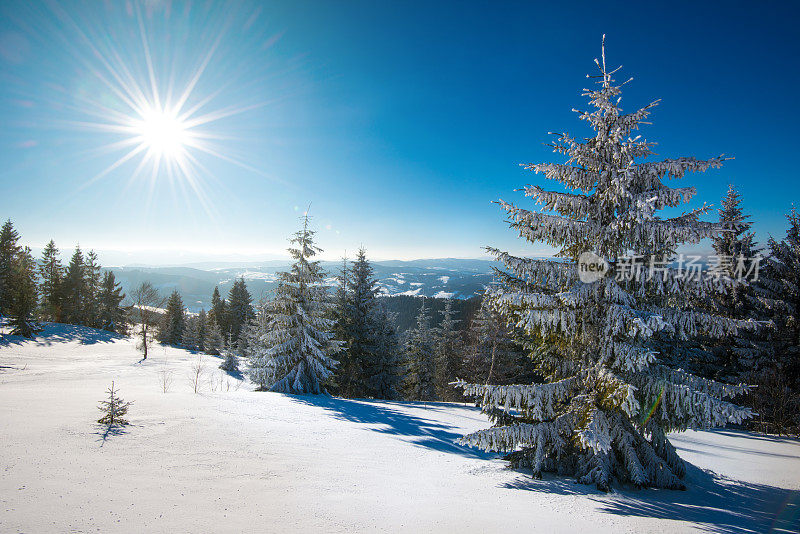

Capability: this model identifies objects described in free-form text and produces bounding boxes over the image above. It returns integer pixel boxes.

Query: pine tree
[204,315,224,356]
[253,214,342,394]
[366,305,400,399]
[183,315,201,351]
[433,299,464,401]
[752,208,800,434]
[83,250,103,328]
[97,381,133,426]
[38,239,64,322]
[7,246,41,337]
[0,219,22,317]
[220,344,240,373]
[455,42,754,491]
[61,246,88,325]
[463,293,533,386]
[706,185,764,382]
[97,271,127,334]
[227,278,254,344]
[209,286,228,337]
[195,309,208,352]
[158,290,185,346]
[401,299,436,401]
[332,256,355,395]
[243,300,274,389]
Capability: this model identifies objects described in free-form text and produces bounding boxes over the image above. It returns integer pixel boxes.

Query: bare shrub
[188,354,206,393]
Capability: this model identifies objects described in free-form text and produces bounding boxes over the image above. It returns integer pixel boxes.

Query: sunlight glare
[133,106,189,159]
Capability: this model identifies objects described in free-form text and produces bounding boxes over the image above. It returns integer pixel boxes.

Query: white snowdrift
[0,323,798,533]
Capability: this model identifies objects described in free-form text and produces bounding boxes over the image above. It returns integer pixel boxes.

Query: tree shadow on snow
[94,424,131,447]
[290,396,495,460]
[592,465,800,534]
[0,323,125,347]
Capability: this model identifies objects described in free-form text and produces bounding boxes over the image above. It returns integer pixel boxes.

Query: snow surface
[1,324,799,533]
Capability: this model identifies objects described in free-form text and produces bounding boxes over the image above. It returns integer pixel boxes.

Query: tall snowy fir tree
[159,290,186,346]
[38,239,64,322]
[753,208,800,433]
[706,185,764,383]
[401,299,436,401]
[97,271,127,334]
[0,219,21,317]
[251,215,342,394]
[227,278,254,345]
[244,300,275,389]
[456,43,755,490]
[433,299,464,401]
[204,315,224,356]
[332,256,356,395]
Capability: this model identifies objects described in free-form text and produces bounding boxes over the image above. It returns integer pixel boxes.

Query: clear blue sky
[1,0,798,264]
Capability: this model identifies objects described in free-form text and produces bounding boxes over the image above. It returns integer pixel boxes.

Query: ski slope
[1,324,798,533]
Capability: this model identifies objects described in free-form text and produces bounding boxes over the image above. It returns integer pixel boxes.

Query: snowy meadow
[1,323,798,533]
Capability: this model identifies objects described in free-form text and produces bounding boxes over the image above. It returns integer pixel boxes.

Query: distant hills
[107,258,500,312]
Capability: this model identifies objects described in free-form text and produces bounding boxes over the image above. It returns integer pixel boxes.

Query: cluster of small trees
[0,221,127,337]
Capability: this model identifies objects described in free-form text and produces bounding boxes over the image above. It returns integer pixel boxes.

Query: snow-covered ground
[1,324,798,533]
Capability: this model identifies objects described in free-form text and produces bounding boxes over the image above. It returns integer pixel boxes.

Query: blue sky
[1,0,798,264]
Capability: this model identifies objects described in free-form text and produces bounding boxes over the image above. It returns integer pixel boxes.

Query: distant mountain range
[107,258,500,312]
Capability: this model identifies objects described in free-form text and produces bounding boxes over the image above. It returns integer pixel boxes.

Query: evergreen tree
[753,208,800,434]
[462,294,533,386]
[83,250,103,327]
[97,381,133,426]
[243,300,274,389]
[455,43,753,491]
[220,344,240,374]
[0,219,21,317]
[38,239,64,322]
[7,246,41,337]
[433,299,464,401]
[158,290,186,346]
[97,271,127,334]
[61,246,88,325]
[204,315,224,356]
[227,277,254,344]
[706,185,764,382]
[332,256,355,395]
[401,300,436,401]
[195,309,208,352]
[251,214,342,394]
[209,286,228,337]
[183,315,202,351]
[366,305,400,400]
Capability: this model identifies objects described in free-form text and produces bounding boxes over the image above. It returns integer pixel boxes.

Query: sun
[132,106,190,160]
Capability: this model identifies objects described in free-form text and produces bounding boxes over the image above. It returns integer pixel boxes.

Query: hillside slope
[0,324,798,533]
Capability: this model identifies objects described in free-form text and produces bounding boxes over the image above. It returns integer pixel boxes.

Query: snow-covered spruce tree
[455,43,754,491]
[183,315,201,351]
[255,214,342,394]
[220,344,240,374]
[332,255,357,396]
[97,381,133,426]
[705,185,765,383]
[752,208,800,434]
[401,299,437,401]
[434,299,464,401]
[83,250,102,328]
[244,299,275,389]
